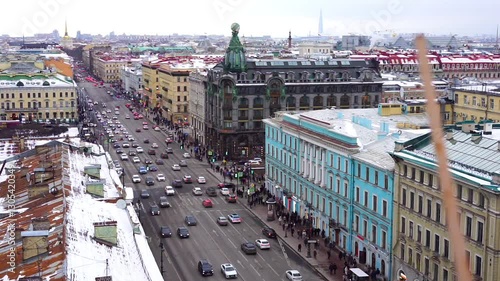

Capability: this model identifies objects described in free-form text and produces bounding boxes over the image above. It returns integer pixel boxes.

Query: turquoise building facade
[263,109,423,279]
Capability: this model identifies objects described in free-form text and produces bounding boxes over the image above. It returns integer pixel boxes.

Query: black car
[217,182,236,189]
[198,260,214,276]
[116,148,124,154]
[206,187,217,197]
[148,149,156,155]
[262,227,277,238]
[113,143,120,148]
[177,227,190,238]
[149,165,158,172]
[143,139,150,144]
[145,177,155,186]
[160,153,169,159]
[241,242,257,255]
[185,215,197,226]
[150,204,160,216]
[160,226,172,238]
[159,196,171,208]
[132,142,139,148]
[155,159,164,165]
[140,189,150,199]
[144,159,153,165]
[172,180,183,188]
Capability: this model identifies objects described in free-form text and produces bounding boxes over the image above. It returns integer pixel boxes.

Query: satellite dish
[116,199,127,209]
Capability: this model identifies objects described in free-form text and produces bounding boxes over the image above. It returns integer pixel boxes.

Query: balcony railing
[3,107,39,112]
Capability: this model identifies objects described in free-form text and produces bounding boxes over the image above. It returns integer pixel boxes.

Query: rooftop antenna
[496,24,499,54]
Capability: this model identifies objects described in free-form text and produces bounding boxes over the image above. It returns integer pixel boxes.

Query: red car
[226,194,237,203]
[202,199,213,208]
[138,114,144,119]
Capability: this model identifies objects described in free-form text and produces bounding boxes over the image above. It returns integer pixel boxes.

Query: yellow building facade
[95,58,128,83]
[158,65,191,124]
[141,62,161,108]
[452,88,500,123]
[391,127,500,281]
[0,74,78,122]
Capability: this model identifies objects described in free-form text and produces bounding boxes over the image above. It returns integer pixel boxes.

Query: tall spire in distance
[288,30,292,49]
[318,9,323,35]
[64,19,68,37]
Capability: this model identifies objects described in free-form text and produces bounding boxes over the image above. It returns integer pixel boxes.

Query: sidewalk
[206,168,345,281]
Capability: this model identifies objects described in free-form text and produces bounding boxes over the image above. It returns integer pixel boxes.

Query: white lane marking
[250,264,261,277]
[277,238,292,268]
[163,249,184,281]
[239,251,249,262]
[212,229,219,237]
[227,237,237,249]
[266,262,280,277]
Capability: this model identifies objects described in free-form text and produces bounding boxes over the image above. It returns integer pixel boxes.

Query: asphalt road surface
[79,81,323,281]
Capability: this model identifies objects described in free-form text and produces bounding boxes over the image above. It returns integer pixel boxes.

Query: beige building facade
[158,65,191,125]
[452,86,500,123]
[391,125,500,281]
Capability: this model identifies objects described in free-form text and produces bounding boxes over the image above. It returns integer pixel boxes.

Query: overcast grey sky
[4,0,499,38]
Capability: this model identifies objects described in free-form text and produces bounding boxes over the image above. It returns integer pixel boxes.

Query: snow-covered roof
[0,73,76,88]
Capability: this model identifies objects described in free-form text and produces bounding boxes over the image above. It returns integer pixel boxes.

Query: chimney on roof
[394,140,405,152]
[493,171,500,185]
[483,122,493,135]
[445,129,454,140]
[461,122,474,133]
[32,217,50,231]
[471,131,482,143]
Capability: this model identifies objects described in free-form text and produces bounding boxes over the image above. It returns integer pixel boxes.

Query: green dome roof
[224,23,247,73]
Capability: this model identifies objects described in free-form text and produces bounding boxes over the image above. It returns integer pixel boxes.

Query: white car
[165,186,175,196]
[192,187,203,196]
[122,142,130,148]
[125,115,130,119]
[154,126,161,131]
[227,213,241,223]
[157,174,166,181]
[136,147,144,153]
[172,164,181,171]
[220,187,230,196]
[220,263,237,279]
[255,239,271,249]
[132,175,141,183]
[197,176,206,184]
[115,111,120,115]
[120,153,128,160]
[285,270,303,281]
[151,143,159,148]
[183,152,191,158]
[132,157,140,163]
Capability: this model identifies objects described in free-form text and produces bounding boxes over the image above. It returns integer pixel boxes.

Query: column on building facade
[308,143,315,182]
[248,96,254,124]
[321,149,327,187]
[314,148,321,185]
[301,141,307,176]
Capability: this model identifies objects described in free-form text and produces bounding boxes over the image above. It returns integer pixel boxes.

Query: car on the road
[149,165,158,172]
[148,149,156,155]
[151,142,159,148]
[206,187,217,197]
[197,176,206,184]
[139,166,148,174]
[172,180,182,188]
[150,204,160,216]
[132,175,141,183]
[156,174,166,181]
[198,260,214,277]
[128,150,137,156]
[185,215,197,226]
[135,128,141,132]
[217,182,235,189]
[177,227,190,238]
[179,160,187,167]
[132,142,139,148]
[226,194,237,203]
[171,164,181,171]
[240,242,257,255]
[262,227,277,238]
[159,196,171,208]
[154,126,161,131]
[220,263,237,279]
[192,187,203,196]
[144,159,153,165]
[155,159,164,165]
[132,157,140,163]
[120,153,128,160]
[166,147,173,153]
[113,143,120,148]
[125,115,130,119]
[140,189,150,199]
[285,270,303,281]
[216,216,229,226]
[160,153,169,159]
[183,152,191,158]
[143,139,150,144]
[228,214,241,224]
[165,186,175,196]
[183,175,192,183]
[136,147,144,153]
[160,226,172,238]
[116,148,124,154]
[255,239,271,249]
[220,187,230,196]
[145,176,154,186]
[165,138,173,144]
[202,199,213,208]
[143,125,149,130]
[128,137,135,142]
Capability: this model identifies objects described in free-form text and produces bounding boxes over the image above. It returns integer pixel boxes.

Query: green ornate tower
[224,23,247,73]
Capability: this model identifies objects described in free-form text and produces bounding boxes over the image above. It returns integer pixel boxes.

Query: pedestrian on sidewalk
[291,228,295,237]
[278,216,282,225]
[333,263,337,274]
[327,250,331,260]
[313,250,317,259]
[282,223,286,231]
[329,263,335,275]
[298,244,302,252]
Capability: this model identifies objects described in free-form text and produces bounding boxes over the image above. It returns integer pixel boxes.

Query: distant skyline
[2,0,499,38]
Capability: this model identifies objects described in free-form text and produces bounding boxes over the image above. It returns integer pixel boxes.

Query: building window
[384,175,388,189]
[410,192,415,210]
[475,255,482,277]
[354,215,359,232]
[424,257,429,276]
[382,200,388,217]
[444,239,449,259]
[427,199,432,218]
[411,167,416,179]
[400,244,405,261]
[408,247,413,264]
[364,191,368,207]
[478,193,485,208]
[402,188,407,206]
[409,221,414,239]
[417,225,422,243]
[416,253,421,271]
[425,229,431,248]
[477,221,484,244]
[428,174,434,187]
[433,263,439,281]
[457,184,463,199]
[418,195,423,214]
[435,203,441,223]
[467,188,473,203]
[466,216,472,237]
[363,219,368,237]
[375,171,379,185]
[356,187,360,202]
[381,230,387,249]
[443,268,449,281]
[366,167,369,181]
[401,217,406,234]
[434,234,440,253]
[373,195,378,212]
[371,225,377,243]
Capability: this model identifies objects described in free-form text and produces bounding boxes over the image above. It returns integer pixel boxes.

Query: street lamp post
[159,242,165,276]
